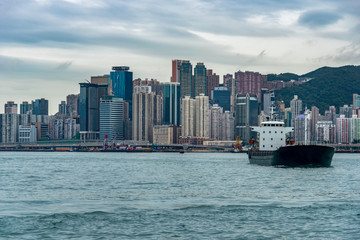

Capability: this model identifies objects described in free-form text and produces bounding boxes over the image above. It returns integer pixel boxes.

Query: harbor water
[0,152,359,239]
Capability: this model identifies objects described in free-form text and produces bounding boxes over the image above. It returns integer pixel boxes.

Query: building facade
[179,61,193,98]
[194,62,207,97]
[99,96,124,141]
[32,98,48,115]
[235,94,258,142]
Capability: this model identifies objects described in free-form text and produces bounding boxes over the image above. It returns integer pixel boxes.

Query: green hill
[275,65,360,114]
[267,73,299,82]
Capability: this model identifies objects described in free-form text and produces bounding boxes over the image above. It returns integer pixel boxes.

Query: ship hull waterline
[248,145,335,167]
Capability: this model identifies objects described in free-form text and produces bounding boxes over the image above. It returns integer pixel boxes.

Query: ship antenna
[270,104,274,121]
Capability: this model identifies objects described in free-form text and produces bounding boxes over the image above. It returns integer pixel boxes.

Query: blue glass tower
[110,66,133,119]
[213,87,231,111]
[162,82,180,126]
[32,98,48,115]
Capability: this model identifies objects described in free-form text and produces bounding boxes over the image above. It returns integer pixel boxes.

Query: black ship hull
[248,145,334,167]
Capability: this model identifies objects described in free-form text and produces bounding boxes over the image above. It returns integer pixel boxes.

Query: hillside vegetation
[275,65,360,114]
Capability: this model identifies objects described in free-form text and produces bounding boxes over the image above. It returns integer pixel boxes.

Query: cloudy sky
[1,0,359,114]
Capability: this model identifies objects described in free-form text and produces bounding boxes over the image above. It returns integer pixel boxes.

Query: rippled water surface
[0,152,359,239]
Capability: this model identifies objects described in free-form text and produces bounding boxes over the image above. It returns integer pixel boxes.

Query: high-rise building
[195,94,210,138]
[352,117,360,143]
[171,60,185,83]
[100,96,124,141]
[210,104,223,140]
[353,94,360,109]
[132,91,162,142]
[224,74,236,111]
[179,61,193,98]
[235,71,265,103]
[235,93,258,142]
[206,69,219,98]
[263,91,275,116]
[66,94,79,116]
[336,115,352,144]
[316,121,335,143]
[58,101,68,115]
[1,114,19,143]
[32,98,48,115]
[181,96,196,137]
[294,114,311,144]
[212,87,231,111]
[133,78,162,95]
[310,106,319,141]
[162,82,180,126]
[79,82,108,140]
[290,95,302,126]
[222,111,235,141]
[4,101,17,114]
[193,63,207,97]
[110,66,133,119]
[340,105,352,118]
[20,101,31,114]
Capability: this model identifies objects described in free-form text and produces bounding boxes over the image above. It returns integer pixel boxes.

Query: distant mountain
[267,73,299,82]
[274,65,360,114]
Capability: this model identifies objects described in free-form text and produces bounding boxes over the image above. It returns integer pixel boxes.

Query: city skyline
[1,0,359,114]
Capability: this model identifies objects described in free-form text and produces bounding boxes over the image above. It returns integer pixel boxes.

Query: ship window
[263,145,265,148]
[281,138,283,141]
[263,138,265,141]
[271,138,273,140]
[275,131,277,133]
[263,131,265,133]
[271,145,273,147]
[269,131,271,133]
[281,131,283,133]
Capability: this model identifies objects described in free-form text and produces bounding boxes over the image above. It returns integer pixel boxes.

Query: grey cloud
[56,61,72,70]
[298,10,342,28]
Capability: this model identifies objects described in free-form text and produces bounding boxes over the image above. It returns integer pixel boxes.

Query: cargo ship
[248,121,334,167]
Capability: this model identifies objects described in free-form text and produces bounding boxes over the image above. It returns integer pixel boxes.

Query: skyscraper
[132,91,162,142]
[20,101,31,114]
[4,101,17,114]
[235,93,258,142]
[162,82,180,126]
[212,87,231,111]
[263,91,275,116]
[100,96,124,141]
[171,60,185,83]
[193,63,207,97]
[66,94,79,116]
[1,113,19,143]
[195,94,210,138]
[110,66,133,119]
[179,61,193,98]
[290,95,302,126]
[181,96,196,137]
[353,93,360,109]
[206,69,219,98]
[32,98,48,115]
[79,82,108,140]
[58,101,68,115]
